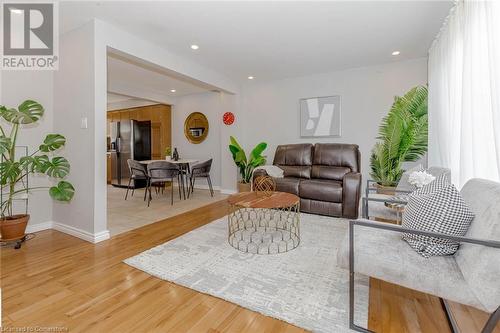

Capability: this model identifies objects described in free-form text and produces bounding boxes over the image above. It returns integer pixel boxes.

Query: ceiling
[61,1,452,82]
[107,55,213,98]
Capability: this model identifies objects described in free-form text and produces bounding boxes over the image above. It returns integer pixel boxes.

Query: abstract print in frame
[300,95,341,137]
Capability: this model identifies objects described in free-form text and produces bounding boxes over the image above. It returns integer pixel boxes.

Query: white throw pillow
[402,183,474,258]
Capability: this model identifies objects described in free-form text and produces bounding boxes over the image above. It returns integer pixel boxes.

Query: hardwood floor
[2,200,497,332]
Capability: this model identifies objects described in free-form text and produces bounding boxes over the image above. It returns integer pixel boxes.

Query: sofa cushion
[402,183,474,257]
[299,179,342,203]
[337,222,485,311]
[279,165,311,179]
[273,144,313,179]
[275,177,301,195]
[312,143,360,173]
[311,165,351,181]
[456,179,500,313]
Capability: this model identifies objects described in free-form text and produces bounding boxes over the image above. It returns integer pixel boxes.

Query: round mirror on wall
[184,112,209,144]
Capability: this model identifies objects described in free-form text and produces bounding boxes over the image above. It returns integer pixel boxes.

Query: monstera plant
[229,136,267,191]
[0,100,75,242]
[370,85,428,189]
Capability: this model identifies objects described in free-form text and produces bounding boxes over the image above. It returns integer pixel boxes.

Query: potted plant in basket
[369,85,428,194]
[228,136,267,192]
[0,100,75,243]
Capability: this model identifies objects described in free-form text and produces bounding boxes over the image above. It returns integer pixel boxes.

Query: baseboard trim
[52,222,110,244]
[192,184,221,191]
[221,188,237,195]
[26,221,54,233]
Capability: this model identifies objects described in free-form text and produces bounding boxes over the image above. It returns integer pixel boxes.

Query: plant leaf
[0,136,11,155]
[2,100,44,124]
[249,142,267,163]
[370,85,428,184]
[0,160,21,185]
[43,157,70,178]
[49,181,75,201]
[39,134,66,152]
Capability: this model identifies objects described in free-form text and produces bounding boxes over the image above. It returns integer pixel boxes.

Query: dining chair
[146,161,181,206]
[188,159,214,198]
[125,159,148,201]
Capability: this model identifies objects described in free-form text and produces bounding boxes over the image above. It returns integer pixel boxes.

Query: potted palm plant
[0,100,75,243]
[228,136,267,192]
[370,85,428,194]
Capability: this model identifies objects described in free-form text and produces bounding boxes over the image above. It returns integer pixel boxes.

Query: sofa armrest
[343,172,362,219]
[349,219,500,248]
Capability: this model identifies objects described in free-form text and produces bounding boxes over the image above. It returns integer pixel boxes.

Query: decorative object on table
[253,175,276,197]
[300,95,341,137]
[394,164,424,192]
[124,213,369,332]
[164,147,172,159]
[408,170,435,189]
[228,136,267,192]
[0,100,75,248]
[369,85,428,191]
[383,195,409,225]
[172,147,179,161]
[184,112,209,144]
[222,112,235,125]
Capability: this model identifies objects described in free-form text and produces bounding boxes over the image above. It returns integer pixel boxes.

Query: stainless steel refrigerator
[109,120,151,188]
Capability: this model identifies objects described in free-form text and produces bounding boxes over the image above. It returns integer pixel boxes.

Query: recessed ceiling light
[247,76,254,80]
[190,45,199,50]
[170,89,176,93]
[392,51,400,56]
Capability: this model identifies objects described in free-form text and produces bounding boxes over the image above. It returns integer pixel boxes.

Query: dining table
[139,158,199,200]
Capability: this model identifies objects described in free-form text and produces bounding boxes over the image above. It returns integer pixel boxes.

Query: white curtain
[428,0,500,188]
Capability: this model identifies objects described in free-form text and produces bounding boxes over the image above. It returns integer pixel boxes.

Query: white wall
[52,21,109,241]
[171,91,241,192]
[172,92,222,187]
[0,71,54,232]
[240,58,428,181]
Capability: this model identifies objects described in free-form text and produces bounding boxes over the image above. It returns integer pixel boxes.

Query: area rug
[124,213,368,332]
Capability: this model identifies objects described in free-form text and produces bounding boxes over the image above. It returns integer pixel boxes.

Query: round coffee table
[227,191,300,254]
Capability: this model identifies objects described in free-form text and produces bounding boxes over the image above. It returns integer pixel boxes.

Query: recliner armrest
[349,219,500,248]
[342,172,362,219]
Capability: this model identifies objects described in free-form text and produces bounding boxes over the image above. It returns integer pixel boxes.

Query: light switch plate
[80,117,88,129]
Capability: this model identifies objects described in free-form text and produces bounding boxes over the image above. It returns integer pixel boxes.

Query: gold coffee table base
[227,192,300,255]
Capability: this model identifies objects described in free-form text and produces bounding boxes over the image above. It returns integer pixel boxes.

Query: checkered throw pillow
[402,183,474,257]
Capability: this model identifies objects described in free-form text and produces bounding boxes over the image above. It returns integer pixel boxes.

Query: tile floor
[107,184,227,236]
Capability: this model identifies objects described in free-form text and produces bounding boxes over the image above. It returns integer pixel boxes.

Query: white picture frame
[300,95,341,137]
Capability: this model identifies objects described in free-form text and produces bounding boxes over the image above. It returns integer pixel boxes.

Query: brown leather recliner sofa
[256,143,362,218]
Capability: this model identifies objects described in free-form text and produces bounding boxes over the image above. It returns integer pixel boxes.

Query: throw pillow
[396,164,424,192]
[402,183,474,258]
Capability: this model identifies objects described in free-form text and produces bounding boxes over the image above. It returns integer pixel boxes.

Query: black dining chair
[125,159,149,201]
[188,159,214,198]
[146,161,182,206]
